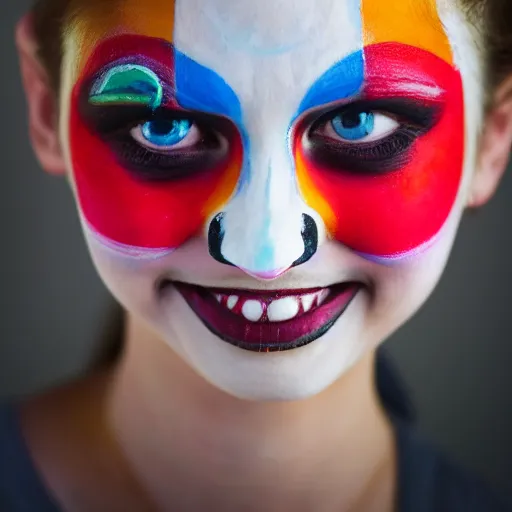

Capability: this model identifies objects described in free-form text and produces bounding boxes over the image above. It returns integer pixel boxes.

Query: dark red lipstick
[174,282,360,352]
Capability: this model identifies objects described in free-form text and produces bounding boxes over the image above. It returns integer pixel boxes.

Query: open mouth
[173,281,361,352]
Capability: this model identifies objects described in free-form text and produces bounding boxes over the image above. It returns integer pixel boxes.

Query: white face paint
[174,0,363,275]
[61,0,482,401]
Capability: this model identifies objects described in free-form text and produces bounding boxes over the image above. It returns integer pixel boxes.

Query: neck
[106,314,397,512]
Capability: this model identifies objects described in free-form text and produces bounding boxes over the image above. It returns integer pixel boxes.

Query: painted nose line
[292,213,318,267]
[208,213,319,275]
[208,213,235,267]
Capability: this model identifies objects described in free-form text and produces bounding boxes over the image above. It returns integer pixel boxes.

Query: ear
[468,77,512,208]
[15,13,66,176]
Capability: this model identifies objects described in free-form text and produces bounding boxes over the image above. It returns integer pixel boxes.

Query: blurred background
[2,0,512,500]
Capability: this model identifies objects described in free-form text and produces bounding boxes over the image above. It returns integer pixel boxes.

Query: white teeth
[301,294,317,312]
[227,295,239,310]
[267,297,300,322]
[241,300,264,322]
[213,288,331,323]
[317,289,330,306]
[300,289,330,312]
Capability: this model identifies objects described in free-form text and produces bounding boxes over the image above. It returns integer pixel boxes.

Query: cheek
[295,44,465,258]
[69,106,242,250]
[68,35,243,252]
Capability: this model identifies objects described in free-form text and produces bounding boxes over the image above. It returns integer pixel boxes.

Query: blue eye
[331,112,375,141]
[140,119,192,147]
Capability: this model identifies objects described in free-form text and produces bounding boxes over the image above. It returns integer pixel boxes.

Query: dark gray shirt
[1,353,511,511]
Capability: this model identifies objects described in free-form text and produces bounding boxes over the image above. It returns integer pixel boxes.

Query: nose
[208,212,318,279]
[206,134,323,280]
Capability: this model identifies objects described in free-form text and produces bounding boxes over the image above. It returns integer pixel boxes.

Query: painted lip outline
[174,282,361,352]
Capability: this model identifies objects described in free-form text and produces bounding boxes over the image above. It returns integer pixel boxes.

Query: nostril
[209,212,318,270]
[208,213,235,266]
[292,214,319,268]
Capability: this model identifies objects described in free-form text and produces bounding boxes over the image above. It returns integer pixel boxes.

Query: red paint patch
[295,43,464,257]
[70,35,241,251]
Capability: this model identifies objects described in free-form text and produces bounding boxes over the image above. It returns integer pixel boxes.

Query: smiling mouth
[173,282,361,352]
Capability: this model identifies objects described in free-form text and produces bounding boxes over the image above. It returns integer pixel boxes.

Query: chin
[157,283,369,402]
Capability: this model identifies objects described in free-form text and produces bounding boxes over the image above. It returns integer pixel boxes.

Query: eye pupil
[149,120,176,135]
[141,119,192,146]
[332,111,375,141]
[341,112,362,128]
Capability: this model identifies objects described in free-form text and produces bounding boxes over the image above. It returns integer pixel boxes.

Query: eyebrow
[296,50,364,118]
[86,42,243,125]
[89,64,164,108]
[174,49,242,124]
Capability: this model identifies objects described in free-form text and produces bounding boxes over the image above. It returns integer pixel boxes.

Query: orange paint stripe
[67,0,176,73]
[295,149,336,234]
[361,0,453,64]
[202,156,243,218]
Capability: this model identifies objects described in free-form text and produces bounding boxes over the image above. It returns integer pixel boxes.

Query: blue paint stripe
[172,2,249,193]
[174,48,250,192]
[252,167,276,270]
[296,50,365,116]
[174,49,242,123]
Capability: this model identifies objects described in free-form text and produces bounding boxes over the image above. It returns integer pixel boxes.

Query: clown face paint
[71,34,243,256]
[294,42,464,261]
[70,0,464,268]
[62,0,479,400]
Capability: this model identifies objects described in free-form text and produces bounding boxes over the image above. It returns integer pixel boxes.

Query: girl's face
[60,0,481,400]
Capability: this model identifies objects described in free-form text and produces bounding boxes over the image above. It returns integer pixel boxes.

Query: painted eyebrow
[89,64,164,109]
[295,50,364,118]
[174,49,243,124]
[87,45,243,126]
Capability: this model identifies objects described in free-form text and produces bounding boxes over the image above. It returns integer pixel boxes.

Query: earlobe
[468,77,512,208]
[15,13,66,176]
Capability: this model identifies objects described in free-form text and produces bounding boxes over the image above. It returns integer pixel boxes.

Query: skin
[59,0,475,402]
[14,0,512,510]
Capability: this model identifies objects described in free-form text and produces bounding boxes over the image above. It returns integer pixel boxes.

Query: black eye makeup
[303,98,442,174]
[79,98,234,182]
[80,63,443,185]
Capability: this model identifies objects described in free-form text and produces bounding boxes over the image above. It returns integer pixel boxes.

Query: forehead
[69,0,454,92]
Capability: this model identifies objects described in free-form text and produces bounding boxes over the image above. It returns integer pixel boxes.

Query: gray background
[2,0,512,500]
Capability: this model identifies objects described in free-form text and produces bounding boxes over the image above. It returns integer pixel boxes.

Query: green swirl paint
[89,64,163,109]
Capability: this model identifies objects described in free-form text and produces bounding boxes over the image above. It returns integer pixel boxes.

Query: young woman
[2,0,512,510]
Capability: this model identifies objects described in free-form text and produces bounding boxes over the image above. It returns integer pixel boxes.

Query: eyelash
[82,104,231,182]
[82,98,439,181]
[305,99,440,174]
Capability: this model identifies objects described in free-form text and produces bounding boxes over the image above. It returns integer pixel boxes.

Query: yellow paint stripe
[67,0,176,74]
[202,156,243,218]
[361,0,453,64]
[295,149,336,235]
